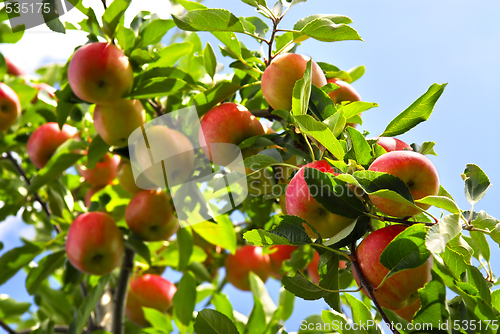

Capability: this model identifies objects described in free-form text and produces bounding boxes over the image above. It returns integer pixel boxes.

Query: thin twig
[366,212,435,227]
[112,248,135,334]
[148,99,164,117]
[267,19,280,66]
[101,0,107,10]
[350,241,401,334]
[0,319,16,334]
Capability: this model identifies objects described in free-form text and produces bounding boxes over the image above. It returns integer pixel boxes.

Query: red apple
[135,125,195,188]
[393,299,421,322]
[65,212,124,275]
[0,82,21,132]
[125,189,179,241]
[27,122,78,168]
[268,245,298,278]
[93,99,145,147]
[198,102,265,167]
[326,78,361,104]
[307,251,346,284]
[126,274,177,327]
[68,42,134,104]
[225,245,272,291]
[77,153,120,187]
[375,137,412,152]
[353,224,432,312]
[367,151,440,217]
[285,160,355,238]
[4,56,26,76]
[117,158,142,194]
[31,83,56,103]
[261,53,327,111]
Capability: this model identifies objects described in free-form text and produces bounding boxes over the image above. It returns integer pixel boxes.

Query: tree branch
[112,248,135,334]
[350,241,400,334]
[0,319,16,334]
[249,108,282,120]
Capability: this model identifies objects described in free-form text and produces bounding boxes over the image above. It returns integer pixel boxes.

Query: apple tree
[0,0,499,333]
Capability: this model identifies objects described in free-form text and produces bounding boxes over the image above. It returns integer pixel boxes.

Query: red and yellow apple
[77,153,120,187]
[117,158,142,194]
[261,53,327,111]
[375,137,412,152]
[199,102,265,167]
[93,99,145,147]
[268,245,298,278]
[367,151,440,217]
[225,245,272,291]
[27,122,78,168]
[65,212,124,275]
[4,56,26,76]
[326,78,361,104]
[286,160,355,238]
[125,189,179,241]
[126,274,177,327]
[68,42,134,104]
[0,82,21,132]
[353,224,432,315]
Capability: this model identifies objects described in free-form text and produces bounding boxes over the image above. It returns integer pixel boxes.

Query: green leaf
[124,235,151,265]
[241,0,267,8]
[194,82,240,116]
[127,78,191,99]
[321,310,349,333]
[191,215,236,254]
[143,308,173,332]
[310,85,336,120]
[26,249,66,295]
[466,211,500,245]
[193,309,238,334]
[270,215,313,245]
[278,287,295,321]
[244,154,280,171]
[426,214,462,253]
[492,289,500,313]
[211,293,234,321]
[292,60,312,116]
[115,25,136,52]
[294,14,353,32]
[243,229,291,246]
[323,215,370,249]
[86,135,110,169]
[341,101,378,119]
[42,0,65,34]
[245,17,269,38]
[172,9,245,32]
[102,0,130,38]
[0,243,42,286]
[348,65,366,82]
[415,195,460,214]
[68,275,110,334]
[0,295,31,320]
[413,273,449,328]
[204,42,217,80]
[415,141,437,156]
[296,18,362,43]
[177,227,193,271]
[150,42,194,68]
[462,164,490,206]
[213,31,242,61]
[137,19,175,47]
[294,114,345,160]
[304,168,364,219]
[173,271,196,326]
[345,127,373,167]
[281,271,330,300]
[176,0,207,10]
[467,265,491,304]
[381,83,447,137]
[379,224,430,282]
[344,293,382,334]
[249,271,276,318]
[297,314,330,334]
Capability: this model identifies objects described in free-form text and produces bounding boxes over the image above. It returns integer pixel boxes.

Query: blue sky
[1,0,499,332]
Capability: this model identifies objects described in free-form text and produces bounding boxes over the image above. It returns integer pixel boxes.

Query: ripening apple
[126,274,177,327]
[286,160,356,238]
[93,99,145,147]
[268,245,298,278]
[77,153,120,187]
[68,42,134,104]
[199,102,265,167]
[367,151,440,217]
[65,212,124,275]
[135,125,195,188]
[353,224,432,313]
[4,56,26,76]
[27,122,78,168]
[0,82,21,132]
[375,137,412,152]
[261,53,327,111]
[307,251,347,284]
[393,299,421,322]
[225,245,272,291]
[326,78,361,104]
[125,189,179,242]
[117,158,142,194]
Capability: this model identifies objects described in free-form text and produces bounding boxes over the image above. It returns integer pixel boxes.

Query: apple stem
[350,241,402,334]
[2,152,60,233]
[147,99,164,117]
[111,248,135,334]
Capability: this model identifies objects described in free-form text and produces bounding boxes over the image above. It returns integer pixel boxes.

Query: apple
[0,82,21,132]
[125,189,179,242]
[135,125,195,188]
[77,153,120,187]
[326,78,361,104]
[307,251,346,284]
[261,53,327,111]
[268,245,298,278]
[4,56,26,76]
[225,245,272,291]
[367,151,440,217]
[353,224,432,312]
[31,83,56,103]
[27,122,78,168]
[93,99,145,147]
[198,102,265,167]
[68,42,134,104]
[65,212,124,275]
[84,185,104,207]
[117,158,142,194]
[126,274,177,327]
[375,137,412,152]
[393,299,421,322]
[285,160,355,238]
